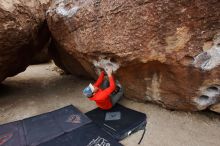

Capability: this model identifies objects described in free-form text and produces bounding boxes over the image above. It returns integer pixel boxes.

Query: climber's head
[83,83,98,98]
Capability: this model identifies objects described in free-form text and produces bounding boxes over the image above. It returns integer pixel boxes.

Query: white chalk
[56,3,79,17]
[194,85,220,110]
[93,57,120,73]
[193,36,220,70]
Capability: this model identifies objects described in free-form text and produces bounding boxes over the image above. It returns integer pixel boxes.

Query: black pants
[100,80,124,106]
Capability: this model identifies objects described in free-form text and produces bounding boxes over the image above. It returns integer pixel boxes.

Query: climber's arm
[101,69,115,97]
[93,71,105,87]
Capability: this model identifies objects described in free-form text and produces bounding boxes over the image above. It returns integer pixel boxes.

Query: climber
[83,66,123,110]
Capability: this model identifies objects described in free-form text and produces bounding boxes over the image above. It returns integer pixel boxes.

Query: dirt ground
[1,63,220,146]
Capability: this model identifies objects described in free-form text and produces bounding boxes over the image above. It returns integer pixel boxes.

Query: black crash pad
[39,123,123,146]
[0,105,91,146]
[0,121,25,146]
[86,104,147,141]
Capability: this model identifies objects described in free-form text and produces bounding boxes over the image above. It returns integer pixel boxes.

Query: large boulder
[0,0,50,82]
[47,0,220,111]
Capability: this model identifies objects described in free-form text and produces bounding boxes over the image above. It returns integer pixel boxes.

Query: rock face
[0,0,50,82]
[47,0,220,111]
[31,41,51,64]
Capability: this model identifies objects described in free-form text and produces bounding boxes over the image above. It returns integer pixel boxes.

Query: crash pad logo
[87,136,111,146]
[0,133,13,145]
[66,114,81,124]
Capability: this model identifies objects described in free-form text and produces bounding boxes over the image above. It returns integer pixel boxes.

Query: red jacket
[89,71,116,110]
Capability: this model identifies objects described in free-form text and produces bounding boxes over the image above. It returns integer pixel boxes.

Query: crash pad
[86,104,147,141]
[0,105,91,146]
[39,123,123,146]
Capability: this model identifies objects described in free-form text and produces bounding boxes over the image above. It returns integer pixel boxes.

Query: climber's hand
[105,67,113,77]
[99,62,105,69]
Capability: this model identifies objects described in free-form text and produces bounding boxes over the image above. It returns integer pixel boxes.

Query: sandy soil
[1,63,220,146]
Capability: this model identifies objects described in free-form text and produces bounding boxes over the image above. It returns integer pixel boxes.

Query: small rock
[210,103,220,113]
